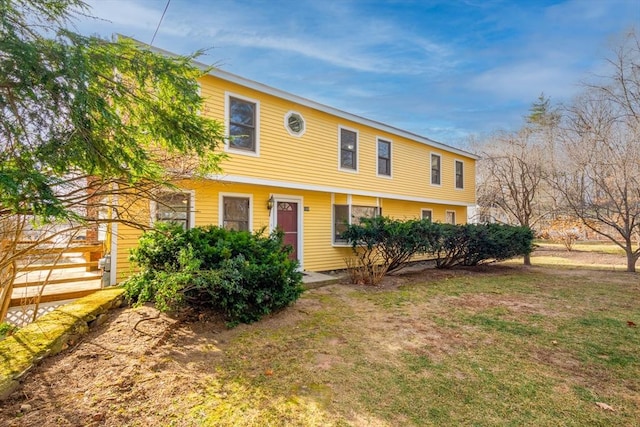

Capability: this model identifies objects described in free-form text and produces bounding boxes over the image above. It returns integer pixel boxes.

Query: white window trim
[268,194,304,270]
[338,125,359,173]
[446,210,457,225]
[430,152,442,187]
[150,190,196,229]
[454,159,464,190]
[224,91,260,157]
[421,208,433,221]
[376,137,393,179]
[219,192,254,231]
[284,110,306,137]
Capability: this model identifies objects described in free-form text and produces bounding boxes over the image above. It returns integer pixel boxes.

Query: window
[340,128,358,170]
[222,196,250,231]
[333,204,380,244]
[421,209,433,221]
[455,160,464,189]
[431,153,441,185]
[285,111,306,136]
[377,139,391,176]
[155,192,191,229]
[228,96,257,152]
[446,210,456,225]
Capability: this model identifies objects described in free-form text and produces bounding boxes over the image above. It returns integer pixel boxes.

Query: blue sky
[77,0,639,148]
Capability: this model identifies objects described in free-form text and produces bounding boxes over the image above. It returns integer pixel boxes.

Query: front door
[276,201,299,262]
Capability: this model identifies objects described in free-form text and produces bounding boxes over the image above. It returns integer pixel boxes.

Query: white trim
[284,110,306,137]
[188,191,196,227]
[219,192,254,231]
[224,91,260,157]
[376,137,393,179]
[110,214,118,286]
[454,159,465,190]
[269,194,304,270]
[206,173,475,207]
[421,208,433,221]
[132,38,478,160]
[446,210,457,225]
[430,152,442,187]
[338,125,359,173]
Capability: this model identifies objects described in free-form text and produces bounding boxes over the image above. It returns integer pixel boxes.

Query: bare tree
[554,30,640,272]
[476,129,551,265]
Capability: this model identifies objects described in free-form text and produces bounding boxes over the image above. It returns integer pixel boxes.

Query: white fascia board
[207,174,476,207]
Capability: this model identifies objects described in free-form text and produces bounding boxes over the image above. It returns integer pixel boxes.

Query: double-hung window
[222,196,250,231]
[228,95,258,153]
[421,209,433,222]
[446,210,456,225]
[340,128,358,171]
[431,153,441,185]
[455,160,464,189]
[155,192,191,229]
[333,205,380,244]
[377,139,391,176]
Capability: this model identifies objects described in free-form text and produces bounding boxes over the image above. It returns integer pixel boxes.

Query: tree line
[475,30,640,272]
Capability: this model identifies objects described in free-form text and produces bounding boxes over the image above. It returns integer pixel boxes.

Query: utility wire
[150,0,171,46]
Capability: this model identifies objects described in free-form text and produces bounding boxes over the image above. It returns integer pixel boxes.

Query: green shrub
[432,223,534,268]
[341,216,435,283]
[123,223,303,326]
[341,218,534,275]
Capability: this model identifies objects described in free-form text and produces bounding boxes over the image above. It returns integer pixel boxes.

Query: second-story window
[229,96,257,153]
[431,153,441,185]
[340,128,358,171]
[455,160,464,189]
[377,139,391,176]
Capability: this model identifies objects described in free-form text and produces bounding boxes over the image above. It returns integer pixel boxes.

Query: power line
[150,0,171,46]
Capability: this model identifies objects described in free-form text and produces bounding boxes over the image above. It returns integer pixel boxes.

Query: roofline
[122,36,479,160]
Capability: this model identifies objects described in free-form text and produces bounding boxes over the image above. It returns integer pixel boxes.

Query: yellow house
[107,55,477,283]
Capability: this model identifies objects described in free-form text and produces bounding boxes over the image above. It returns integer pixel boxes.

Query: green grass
[537,240,628,255]
[176,260,639,426]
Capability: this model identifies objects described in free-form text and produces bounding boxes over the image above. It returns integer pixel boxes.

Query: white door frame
[269,194,304,270]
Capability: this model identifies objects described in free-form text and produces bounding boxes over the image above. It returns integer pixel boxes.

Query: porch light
[267,196,274,210]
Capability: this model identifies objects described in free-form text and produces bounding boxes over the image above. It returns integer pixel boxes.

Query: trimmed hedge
[342,217,533,275]
[123,223,303,326]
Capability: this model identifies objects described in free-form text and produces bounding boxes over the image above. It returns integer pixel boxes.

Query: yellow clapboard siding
[114,180,471,275]
[113,70,476,277]
[198,75,476,205]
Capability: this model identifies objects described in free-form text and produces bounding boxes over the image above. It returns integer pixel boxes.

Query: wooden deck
[10,266,102,307]
[8,243,104,309]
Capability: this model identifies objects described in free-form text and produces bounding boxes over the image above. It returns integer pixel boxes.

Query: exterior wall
[199,75,476,206]
[111,66,477,280]
[114,180,471,280]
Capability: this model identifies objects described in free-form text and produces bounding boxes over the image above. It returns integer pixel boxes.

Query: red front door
[276,201,298,261]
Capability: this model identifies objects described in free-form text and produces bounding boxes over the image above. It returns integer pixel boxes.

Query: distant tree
[476,128,550,265]
[527,93,561,128]
[554,31,640,272]
[0,0,226,317]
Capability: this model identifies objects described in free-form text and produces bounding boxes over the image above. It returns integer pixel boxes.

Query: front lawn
[1,252,638,426]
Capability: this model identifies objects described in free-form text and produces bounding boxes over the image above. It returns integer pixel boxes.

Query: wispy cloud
[77,0,638,142]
